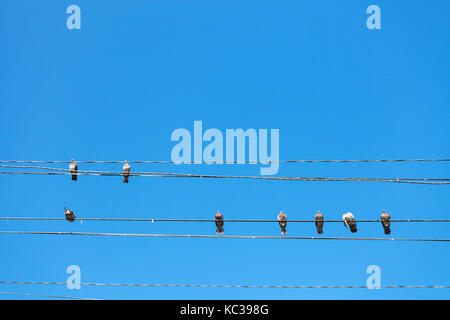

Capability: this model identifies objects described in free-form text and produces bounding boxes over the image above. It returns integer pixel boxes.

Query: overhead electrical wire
[0,171,446,184]
[0,280,449,289]
[0,231,449,242]
[1,158,450,164]
[1,159,448,294]
[0,169,448,185]
[3,163,450,182]
[0,291,101,300]
[1,217,449,223]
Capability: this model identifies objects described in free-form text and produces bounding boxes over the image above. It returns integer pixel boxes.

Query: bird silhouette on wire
[343,212,357,233]
[214,211,224,235]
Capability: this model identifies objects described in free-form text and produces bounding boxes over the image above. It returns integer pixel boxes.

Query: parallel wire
[0,170,449,185]
[1,217,450,223]
[0,291,100,300]
[2,164,450,182]
[0,280,449,289]
[2,159,449,292]
[3,164,450,182]
[0,231,449,242]
[1,159,450,164]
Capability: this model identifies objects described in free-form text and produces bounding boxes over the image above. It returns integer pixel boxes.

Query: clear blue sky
[0,0,449,299]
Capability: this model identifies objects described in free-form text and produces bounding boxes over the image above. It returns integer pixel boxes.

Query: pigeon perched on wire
[69,159,78,181]
[380,209,391,235]
[277,211,287,235]
[64,207,76,222]
[343,212,357,233]
[214,211,224,235]
[314,210,324,234]
[122,161,131,183]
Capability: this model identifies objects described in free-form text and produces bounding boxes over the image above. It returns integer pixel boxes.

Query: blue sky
[0,0,449,299]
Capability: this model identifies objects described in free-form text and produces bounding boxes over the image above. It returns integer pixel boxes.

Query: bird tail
[317,226,323,234]
[216,223,224,234]
[384,226,391,235]
[123,176,129,183]
[349,224,357,233]
[281,228,287,235]
[72,174,77,181]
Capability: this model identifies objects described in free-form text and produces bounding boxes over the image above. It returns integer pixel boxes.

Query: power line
[1,158,449,164]
[3,164,450,185]
[0,171,449,185]
[0,291,100,300]
[0,230,449,242]
[3,164,450,183]
[0,280,449,289]
[1,217,449,223]
[2,164,450,183]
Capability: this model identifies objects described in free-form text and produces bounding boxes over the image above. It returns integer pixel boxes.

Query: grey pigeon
[277,211,287,235]
[380,209,391,235]
[314,210,324,234]
[69,159,78,181]
[122,161,131,183]
[215,211,224,234]
[64,207,76,222]
[343,212,357,233]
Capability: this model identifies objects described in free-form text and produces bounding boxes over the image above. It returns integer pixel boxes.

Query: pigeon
[64,207,76,222]
[380,209,391,235]
[343,212,357,233]
[214,211,224,235]
[122,161,131,183]
[277,211,287,235]
[69,159,78,181]
[314,210,324,234]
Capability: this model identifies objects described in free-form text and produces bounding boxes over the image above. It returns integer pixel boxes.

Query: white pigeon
[342,212,357,233]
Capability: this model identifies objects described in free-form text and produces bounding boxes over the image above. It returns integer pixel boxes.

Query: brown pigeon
[277,211,287,235]
[69,159,78,181]
[314,210,324,234]
[380,210,391,235]
[343,212,357,233]
[64,207,76,222]
[122,161,131,183]
[214,211,224,235]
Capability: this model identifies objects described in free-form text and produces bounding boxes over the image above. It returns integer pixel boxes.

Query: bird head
[343,213,353,226]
